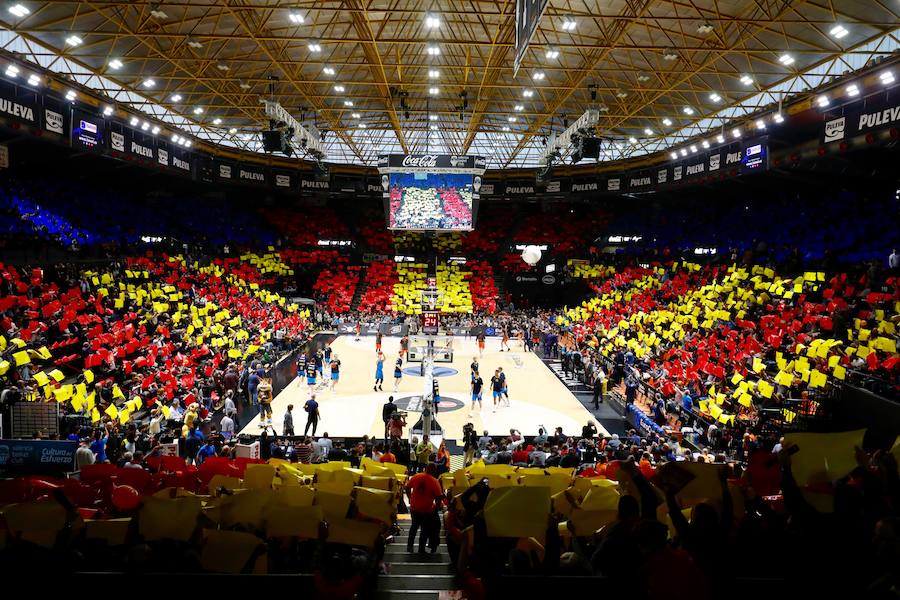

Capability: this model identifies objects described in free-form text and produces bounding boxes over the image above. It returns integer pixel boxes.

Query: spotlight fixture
[344,100,354,106]
[429,87,440,95]
[545,47,559,60]
[773,113,784,124]
[65,35,83,47]
[514,104,524,111]
[697,23,714,35]
[307,40,322,53]
[430,124,438,130]
[151,126,160,135]
[662,118,672,126]
[716,134,725,143]
[709,92,721,103]
[663,48,678,61]
[508,116,517,123]
[334,84,345,92]
[428,69,440,78]
[732,127,741,138]
[129,117,139,126]
[689,145,697,153]
[171,134,180,143]
[846,83,859,96]
[679,148,687,157]
[429,114,438,120]
[212,118,222,125]
[323,66,335,75]
[756,119,766,130]
[103,106,114,116]
[628,137,637,143]
[533,70,545,81]
[288,10,305,24]
[426,44,441,56]
[109,59,123,70]
[561,17,576,31]
[170,94,183,102]
[142,79,155,88]
[193,107,204,115]
[425,13,440,28]
[670,151,678,160]
[502,126,510,132]
[644,128,653,135]
[829,25,848,39]
[351,112,361,119]
[880,71,895,85]
[140,121,150,131]
[817,95,829,107]
[27,73,39,86]
[8,4,30,17]
[358,122,366,128]
[701,140,709,149]
[683,106,694,115]
[522,89,534,98]
[740,74,753,86]
[4,64,18,78]
[779,54,795,66]
[228,128,237,134]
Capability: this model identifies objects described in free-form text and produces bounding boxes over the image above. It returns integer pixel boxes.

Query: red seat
[80,463,118,484]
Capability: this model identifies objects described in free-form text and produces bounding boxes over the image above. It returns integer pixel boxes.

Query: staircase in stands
[379,515,459,599]
[350,275,369,312]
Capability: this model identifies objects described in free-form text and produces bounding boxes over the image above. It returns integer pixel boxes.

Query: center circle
[401,366,459,378]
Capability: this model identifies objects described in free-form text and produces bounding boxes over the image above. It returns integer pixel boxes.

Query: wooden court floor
[239,335,607,443]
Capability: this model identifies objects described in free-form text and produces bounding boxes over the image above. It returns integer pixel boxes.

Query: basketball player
[469,370,484,417]
[499,367,509,407]
[305,358,318,397]
[393,356,403,392]
[477,331,486,358]
[355,321,361,341]
[376,330,383,353]
[500,327,510,352]
[374,351,385,392]
[470,356,479,377]
[324,343,332,367]
[490,368,503,413]
[400,334,409,360]
[315,349,324,379]
[445,329,454,349]
[329,354,341,391]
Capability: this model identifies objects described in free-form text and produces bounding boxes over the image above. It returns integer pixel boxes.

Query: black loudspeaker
[580,137,602,159]
[261,130,283,152]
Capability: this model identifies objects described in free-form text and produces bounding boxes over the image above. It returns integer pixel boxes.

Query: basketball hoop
[420,289,444,311]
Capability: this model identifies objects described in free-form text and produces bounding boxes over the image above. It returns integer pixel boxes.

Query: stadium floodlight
[129,117,139,126]
[4,64,18,78]
[740,74,753,86]
[662,118,672,126]
[288,10,304,24]
[830,25,848,39]
[65,35,83,47]
[109,59,123,70]
[27,73,40,86]
[424,13,440,29]
[8,4,29,18]
[103,106,114,116]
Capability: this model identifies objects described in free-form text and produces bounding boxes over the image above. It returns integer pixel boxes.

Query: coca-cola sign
[378,154,485,172]
[402,154,439,168]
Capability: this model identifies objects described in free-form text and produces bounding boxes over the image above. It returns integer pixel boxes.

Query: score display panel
[423,311,440,335]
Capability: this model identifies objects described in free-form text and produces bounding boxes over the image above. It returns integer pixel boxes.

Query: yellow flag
[105,404,119,419]
[83,369,94,384]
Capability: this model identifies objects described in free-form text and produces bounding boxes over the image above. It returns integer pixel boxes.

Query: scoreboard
[423,311,440,335]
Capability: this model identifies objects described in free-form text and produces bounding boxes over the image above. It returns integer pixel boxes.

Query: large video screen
[387,172,475,231]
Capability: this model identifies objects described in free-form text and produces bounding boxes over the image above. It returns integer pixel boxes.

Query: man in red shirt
[405,463,444,553]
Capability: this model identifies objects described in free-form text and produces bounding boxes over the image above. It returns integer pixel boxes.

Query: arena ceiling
[1,1,899,167]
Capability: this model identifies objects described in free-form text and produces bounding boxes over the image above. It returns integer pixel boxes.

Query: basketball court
[239,335,607,443]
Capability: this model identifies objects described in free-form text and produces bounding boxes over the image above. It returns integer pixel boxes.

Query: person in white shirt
[75,441,95,469]
[890,249,899,270]
[316,433,333,458]
[223,391,237,418]
[148,409,165,436]
[220,413,235,440]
